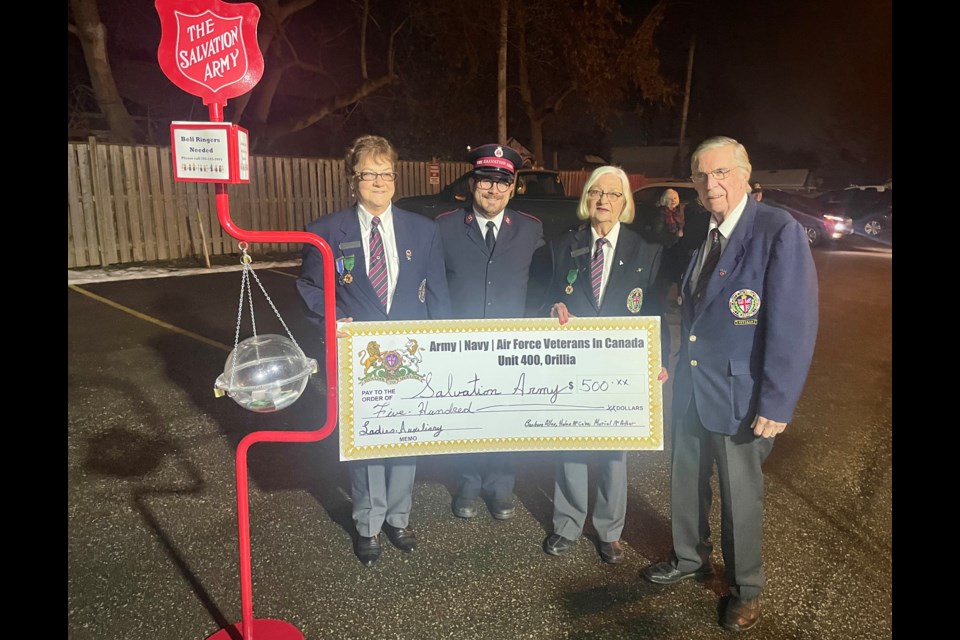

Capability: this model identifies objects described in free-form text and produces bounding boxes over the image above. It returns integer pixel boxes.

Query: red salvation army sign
[156,0,263,106]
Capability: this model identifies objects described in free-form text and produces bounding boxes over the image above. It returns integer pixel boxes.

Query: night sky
[683,0,891,151]
[70,0,892,180]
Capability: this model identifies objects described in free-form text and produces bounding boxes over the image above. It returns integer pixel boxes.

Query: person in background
[436,143,545,522]
[657,188,687,306]
[659,188,686,241]
[296,134,452,567]
[640,136,818,632]
[751,182,763,201]
[541,165,669,565]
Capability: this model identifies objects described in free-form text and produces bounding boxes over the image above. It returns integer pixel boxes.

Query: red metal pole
[206,104,339,640]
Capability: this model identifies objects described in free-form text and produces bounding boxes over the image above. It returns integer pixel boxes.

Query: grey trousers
[349,457,416,537]
[552,450,628,543]
[456,452,516,501]
[670,404,774,600]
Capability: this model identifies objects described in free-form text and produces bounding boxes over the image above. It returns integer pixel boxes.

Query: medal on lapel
[342,254,355,284]
[565,269,578,295]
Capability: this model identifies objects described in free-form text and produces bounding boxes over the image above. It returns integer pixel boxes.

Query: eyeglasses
[476,177,514,192]
[586,189,623,201]
[691,168,734,183]
[355,171,398,182]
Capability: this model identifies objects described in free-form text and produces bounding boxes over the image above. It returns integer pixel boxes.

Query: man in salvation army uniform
[542,165,669,565]
[434,143,545,522]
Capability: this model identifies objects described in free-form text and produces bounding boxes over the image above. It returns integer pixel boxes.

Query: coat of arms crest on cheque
[357,338,425,385]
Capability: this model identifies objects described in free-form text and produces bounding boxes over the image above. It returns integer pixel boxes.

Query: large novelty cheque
[336,317,664,461]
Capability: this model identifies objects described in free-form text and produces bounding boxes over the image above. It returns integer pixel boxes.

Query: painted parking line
[68,284,232,352]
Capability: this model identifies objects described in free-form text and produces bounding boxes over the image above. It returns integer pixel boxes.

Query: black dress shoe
[598,539,624,564]
[383,524,417,552]
[453,496,478,519]
[640,560,713,584]
[355,535,382,567]
[544,533,578,556]
[488,497,516,520]
[722,597,761,631]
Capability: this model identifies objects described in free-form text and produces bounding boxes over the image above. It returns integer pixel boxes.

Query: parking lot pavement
[68,249,892,640]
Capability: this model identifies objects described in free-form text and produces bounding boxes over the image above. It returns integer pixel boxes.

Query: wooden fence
[67,139,634,268]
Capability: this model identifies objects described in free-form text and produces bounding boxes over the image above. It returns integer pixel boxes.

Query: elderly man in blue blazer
[297,135,451,567]
[641,136,819,632]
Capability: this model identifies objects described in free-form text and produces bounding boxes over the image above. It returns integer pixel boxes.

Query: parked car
[632,181,853,248]
[630,180,705,244]
[394,168,581,241]
[813,185,892,239]
[760,188,853,247]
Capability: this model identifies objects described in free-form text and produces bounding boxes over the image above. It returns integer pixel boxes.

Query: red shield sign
[156,0,264,106]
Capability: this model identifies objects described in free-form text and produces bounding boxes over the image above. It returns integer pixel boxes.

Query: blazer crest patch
[729,289,761,318]
[626,287,644,313]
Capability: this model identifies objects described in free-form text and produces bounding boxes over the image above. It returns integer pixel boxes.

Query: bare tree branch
[259,73,399,139]
[69,0,139,143]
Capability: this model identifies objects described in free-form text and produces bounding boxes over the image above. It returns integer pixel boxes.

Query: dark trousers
[456,453,515,501]
[670,403,774,600]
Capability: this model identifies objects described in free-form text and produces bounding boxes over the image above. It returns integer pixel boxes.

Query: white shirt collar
[711,194,748,238]
[591,221,622,250]
[357,203,393,231]
[472,207,505,233]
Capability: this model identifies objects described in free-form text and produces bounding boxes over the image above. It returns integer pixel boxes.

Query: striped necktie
[591,237,607,306]
[369,217,388,310]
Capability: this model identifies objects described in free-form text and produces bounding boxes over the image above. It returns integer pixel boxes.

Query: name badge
[339,241,362,250]
[570,247,590,258]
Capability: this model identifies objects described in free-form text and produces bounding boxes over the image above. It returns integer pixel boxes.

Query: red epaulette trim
[514,209,543,223]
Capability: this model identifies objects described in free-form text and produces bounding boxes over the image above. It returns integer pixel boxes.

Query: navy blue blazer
[296,205,452,328]
[435,207,544,319]
[544,223,667,367]
[545,223,664,319]
[673,198,819,435]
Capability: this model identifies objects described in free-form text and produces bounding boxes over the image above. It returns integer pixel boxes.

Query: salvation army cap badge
[494,146,504,157]
[729,289,761,318]
[626,287,644,313]
[418,279,427,303]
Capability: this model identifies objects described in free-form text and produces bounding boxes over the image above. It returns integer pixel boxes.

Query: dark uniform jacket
[544,223,668,366]
[435,207,544,319]
[296,205,452,328]
[545,223,664,319]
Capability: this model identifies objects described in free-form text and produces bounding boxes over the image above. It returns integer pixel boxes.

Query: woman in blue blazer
[296,135,451,567]
[541,165,668,565]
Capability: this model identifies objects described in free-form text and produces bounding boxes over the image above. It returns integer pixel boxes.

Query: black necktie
[485,220,496,253]
[693,228,722,310]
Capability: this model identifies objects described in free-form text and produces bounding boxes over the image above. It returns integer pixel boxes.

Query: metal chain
[231,242,303,354]
[246,264,303,351]
[229,244,254,387]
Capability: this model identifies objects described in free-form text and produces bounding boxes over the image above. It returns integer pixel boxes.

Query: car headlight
[823,215,853,234]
